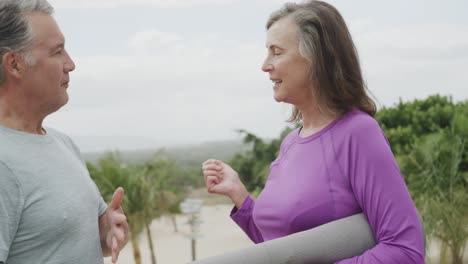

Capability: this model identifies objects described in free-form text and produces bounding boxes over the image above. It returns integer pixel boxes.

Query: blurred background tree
[229,95,467,263]
[88,153,188,264]
[87,94,467,263]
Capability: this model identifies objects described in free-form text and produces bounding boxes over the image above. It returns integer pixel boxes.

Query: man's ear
[2,52,27,79]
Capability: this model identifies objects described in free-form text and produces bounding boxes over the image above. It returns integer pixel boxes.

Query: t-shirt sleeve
[0,162,24,262]
[98,196,108,217]
[335,118,425,263]
[49,128,108,217]
[230,196,264,243]
[64,136,108,216]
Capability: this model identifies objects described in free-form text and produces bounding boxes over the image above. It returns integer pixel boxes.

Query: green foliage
[370,95,468,262]
[400,131,467,263]
[87,153,149,234]
[143,155,188,215]
[376,95,456,155]
[84,141,247,189]
[230,127,294,193]
[451,102,468,173]
[88,152,190,264]
[230,94,467,261]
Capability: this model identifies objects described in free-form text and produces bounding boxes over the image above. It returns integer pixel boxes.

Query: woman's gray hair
[0,0,54,84]
[267,0,376,120]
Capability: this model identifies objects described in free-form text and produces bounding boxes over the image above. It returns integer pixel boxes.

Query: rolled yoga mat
[190,213,375,264]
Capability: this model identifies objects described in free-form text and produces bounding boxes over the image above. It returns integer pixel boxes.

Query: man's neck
[0,97,46,135]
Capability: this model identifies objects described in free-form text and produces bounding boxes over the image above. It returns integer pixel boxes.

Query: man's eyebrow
[48,43,63,53]
[55,43,65,49]
[267,44,283,50]
[51,40,65,50]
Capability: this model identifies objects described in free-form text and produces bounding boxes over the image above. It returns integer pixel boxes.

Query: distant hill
[83,139,251,167]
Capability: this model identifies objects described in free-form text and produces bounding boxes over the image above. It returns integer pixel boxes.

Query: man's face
[21,12,75,113]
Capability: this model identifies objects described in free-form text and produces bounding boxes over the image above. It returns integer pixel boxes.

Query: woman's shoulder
[334,109,382,136]
[282,127,300,142]
[276,127,300,152]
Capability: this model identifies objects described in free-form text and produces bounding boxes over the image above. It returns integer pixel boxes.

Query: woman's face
[262,17,314,106]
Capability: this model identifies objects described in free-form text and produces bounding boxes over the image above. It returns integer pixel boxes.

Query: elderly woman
[202,1,424,263]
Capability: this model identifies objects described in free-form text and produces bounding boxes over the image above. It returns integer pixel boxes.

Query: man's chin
[273,94,283,103]
[49,96,69,114]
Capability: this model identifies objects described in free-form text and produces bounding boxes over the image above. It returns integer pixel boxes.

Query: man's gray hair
[0,0,54,84]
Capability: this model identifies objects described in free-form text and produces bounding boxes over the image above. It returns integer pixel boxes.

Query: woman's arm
[230,195,264,243]
[336,118,425,263]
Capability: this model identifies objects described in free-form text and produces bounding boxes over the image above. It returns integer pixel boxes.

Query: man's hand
[100,187,129,263]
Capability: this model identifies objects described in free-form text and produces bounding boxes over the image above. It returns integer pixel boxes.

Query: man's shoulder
[44,127,83,159]
[44,127,69,140]
[44,127,77,147]
[0,126,24,157]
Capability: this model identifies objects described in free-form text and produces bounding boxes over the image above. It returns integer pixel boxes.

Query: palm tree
[89,153,191,264]
[402,129,467,264]
[88,153,150,264]
[142,156,189,263]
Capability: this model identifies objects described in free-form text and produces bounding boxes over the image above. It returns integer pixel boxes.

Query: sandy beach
[105,199,467,264]
[104,203,251,264]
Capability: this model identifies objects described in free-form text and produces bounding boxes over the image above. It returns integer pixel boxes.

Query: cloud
[73,29,266,88]
[129,30,185,53]
[352,22,468,61]
[54,21,467,150]
[49,0,240,9]
[347,21,468,107]
[45,29,289,151]
[43,2,468,152]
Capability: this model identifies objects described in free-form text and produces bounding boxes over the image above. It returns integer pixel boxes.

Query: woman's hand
[202,159,249,208]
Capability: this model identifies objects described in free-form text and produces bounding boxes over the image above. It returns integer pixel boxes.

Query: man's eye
[273,49,282,55]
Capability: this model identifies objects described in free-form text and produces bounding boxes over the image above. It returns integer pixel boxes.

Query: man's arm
[99,188,129,263]
[0,163,24,264]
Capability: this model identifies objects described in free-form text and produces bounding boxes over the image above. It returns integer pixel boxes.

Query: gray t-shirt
[0,125,107,264]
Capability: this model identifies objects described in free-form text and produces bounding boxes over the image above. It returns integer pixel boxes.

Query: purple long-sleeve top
[231,110,425,263]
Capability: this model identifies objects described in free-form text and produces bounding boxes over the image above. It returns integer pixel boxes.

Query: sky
[44,0,468,152]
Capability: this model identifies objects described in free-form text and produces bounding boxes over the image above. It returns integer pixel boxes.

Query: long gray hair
[0,0,54,84]
[267,0,376,120]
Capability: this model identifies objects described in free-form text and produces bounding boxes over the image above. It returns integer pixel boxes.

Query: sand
[104,202,467,264]
[104,204,251,264]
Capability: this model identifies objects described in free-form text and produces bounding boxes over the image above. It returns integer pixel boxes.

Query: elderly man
[0,1,128,263]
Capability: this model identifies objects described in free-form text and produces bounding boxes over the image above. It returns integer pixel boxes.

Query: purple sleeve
[336,119,425,263]
[230,195,264,243]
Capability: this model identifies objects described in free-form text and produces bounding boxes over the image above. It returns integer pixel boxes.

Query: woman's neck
[299,105,336,137]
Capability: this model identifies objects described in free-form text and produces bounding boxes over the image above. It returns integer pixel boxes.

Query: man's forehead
[27,12,64,47]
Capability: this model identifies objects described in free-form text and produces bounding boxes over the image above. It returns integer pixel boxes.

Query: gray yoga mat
[190,213,375,264]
